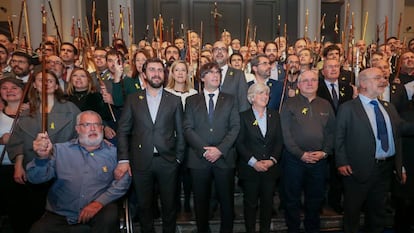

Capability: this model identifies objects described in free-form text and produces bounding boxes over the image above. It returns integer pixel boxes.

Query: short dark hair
[61,42,78,55]
[0,43,8,55]
[200,62,221,80]
[12,51,33,64]
[164,45,180,57]
[264,41,278,52]
[142,58,164,73]
[323,44,340,57]
[229,53,243,63]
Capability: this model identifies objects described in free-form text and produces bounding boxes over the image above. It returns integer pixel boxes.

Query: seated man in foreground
[27,110,131,233]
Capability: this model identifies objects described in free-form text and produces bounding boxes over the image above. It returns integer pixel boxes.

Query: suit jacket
[221,67,250,112]
[317,77,354,114]
[184,92,240,169]
[117,89,185,171]
[335,97,414,182]
[247,79,284,111]
[236,108,283,180]
[388,83,410,114]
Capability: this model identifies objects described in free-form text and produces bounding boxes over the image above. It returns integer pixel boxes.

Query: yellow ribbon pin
[252,120,258,126]
[138,95,144,100]
[50,122,55,129]
[135,83,140,89]
[302,108,309,115]
[102,166,108,173]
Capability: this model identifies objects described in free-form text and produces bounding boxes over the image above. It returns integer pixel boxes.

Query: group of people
[0,27,414,233]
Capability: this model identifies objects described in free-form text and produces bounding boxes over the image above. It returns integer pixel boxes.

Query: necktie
[208,93,215,123]
[370,100,389,152]
[331,83,339,110]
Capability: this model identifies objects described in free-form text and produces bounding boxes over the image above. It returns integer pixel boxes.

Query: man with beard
[212,40,250,112]
[115,58,185,233]
[164,45,180,68]
[282,55,301,99]
[264,42,285,82]
[248,54,283,111]
[28,111,131,233]
[10,51,34,83]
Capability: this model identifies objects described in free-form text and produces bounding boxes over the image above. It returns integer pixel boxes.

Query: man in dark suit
[183,62,240,233]
[115,58,185,233]
[374,59,410,114]
[212,40,250,112]
[247,54,284,111]
[336,67,414,233]
[318,58,354,213]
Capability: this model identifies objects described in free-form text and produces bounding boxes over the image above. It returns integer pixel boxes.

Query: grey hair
[76,110,103,125]
[247,83,270,104]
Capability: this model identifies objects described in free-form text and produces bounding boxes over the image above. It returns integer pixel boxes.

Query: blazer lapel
[247,108,266,140]
[354,98,375,138]
[140,90,155,126]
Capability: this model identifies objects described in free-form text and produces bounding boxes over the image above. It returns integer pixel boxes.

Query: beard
[146,75,164,88]
[79,132,103,147]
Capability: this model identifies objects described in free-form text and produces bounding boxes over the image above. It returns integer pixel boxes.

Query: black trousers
[29,203,119,233]
[343,160,393,233]
[132,156,178,233]
[190,167,235,233]
[239,176,276,233]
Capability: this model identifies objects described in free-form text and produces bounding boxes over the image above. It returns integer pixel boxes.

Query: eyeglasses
[93,55,106,59]
[46,60,63,66]
[10,59,28,65]
[257,62,270,66]
[299,79,318,83]
[212,47,228,53]
[78,122,103,128]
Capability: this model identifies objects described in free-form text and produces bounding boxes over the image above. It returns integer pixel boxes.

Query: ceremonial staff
[84,16,92,46]
[304,9,309,39]
[97,20,102,47]
[245,18,250,46]
[362,12,368,41]
[7,16,15,42]
[211,2,222,42]
[91,1,96,45]
[170,19,174,43]
[15,0,24,49]
[41,5,48,132]
[118,5,124,40]
[276,15,281,50]
[110,10,116,40]
[23,0,32,52]
[128,7,133,67]
[397,13,402,40]
[47,0,62,44]
[71,16,75,40]
[384,16,388,43]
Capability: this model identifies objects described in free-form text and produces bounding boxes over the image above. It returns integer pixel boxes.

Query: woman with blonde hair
[165,60,198,107]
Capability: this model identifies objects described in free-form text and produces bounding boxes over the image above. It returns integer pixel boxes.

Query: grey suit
[184,92,240,233]
[220,67,250,112]
[117,89,185,233]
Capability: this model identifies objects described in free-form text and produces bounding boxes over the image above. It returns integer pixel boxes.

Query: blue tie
[370,100,389,152]
[331,83,339,110]
[208,93,215,123]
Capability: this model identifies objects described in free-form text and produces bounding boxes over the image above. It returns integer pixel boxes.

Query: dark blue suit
[247,79,284,111]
